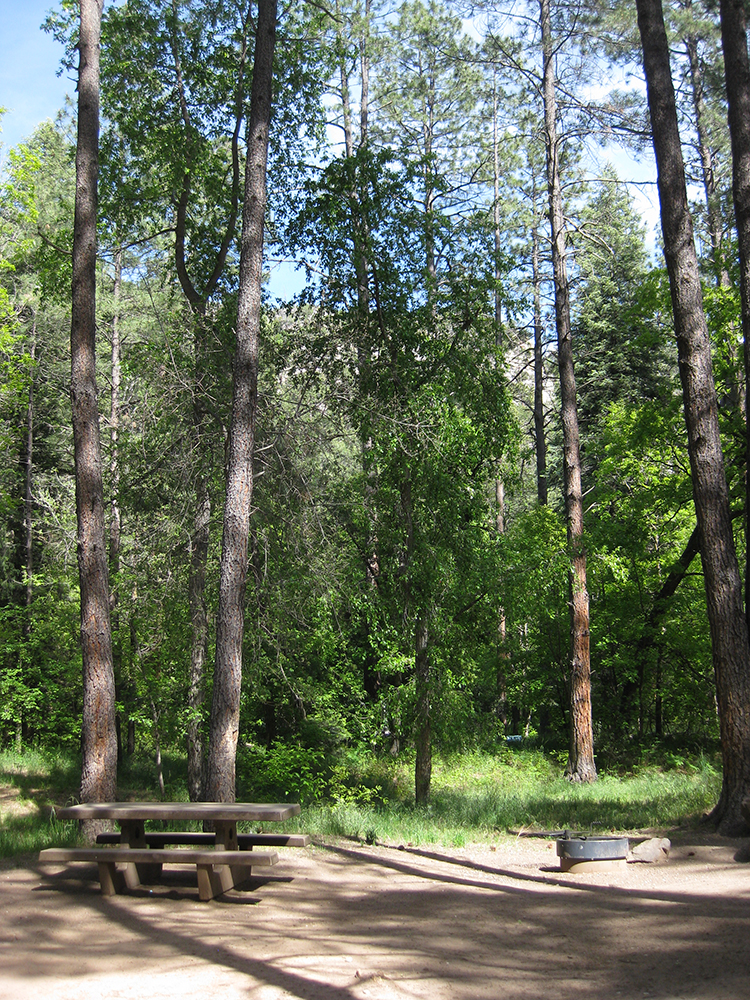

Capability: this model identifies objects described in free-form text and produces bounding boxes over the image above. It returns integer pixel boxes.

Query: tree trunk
[109,248,122,603]
[399,470,432,802]
[493,61,503,332]
[205,0,277,803]
[637,0,750,835]
[539,0,596,782]
[684,33,729,287]
[337,2,380,693]
[187,465,209,801]
[717,0,750,630]
[109,247,124,761]
[359,0,370,146]
[167,7,251,802]
[149,695,165,798]
[495,478,509,727]
[23,322,36,631]
[685,27,742,413]
[492,62,511,718]
[73,0,117,831]
[531,203,548,506]
[414,616,431,806]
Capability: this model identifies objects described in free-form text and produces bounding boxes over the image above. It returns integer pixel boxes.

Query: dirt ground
[2,831,750,1000]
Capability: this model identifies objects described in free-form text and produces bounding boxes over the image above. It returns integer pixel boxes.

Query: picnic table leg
[211,821,243,895]
[120,819,162,886]
[98,861,126,896]
[212,821,238,850]
[195,863,228,901]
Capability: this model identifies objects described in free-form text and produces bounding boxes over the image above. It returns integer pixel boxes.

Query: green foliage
[702,279,746,468]
[589,398,714,739]
[0,0,735,810]
[0,748,82,858]
[0,589,83,748]
[490,505,570,732]
[2,122,75,302]
[273,747,721,844]
[239,742,328,803]
[574,179,677,473]
[0,747,720,859]
[237,743,402,806]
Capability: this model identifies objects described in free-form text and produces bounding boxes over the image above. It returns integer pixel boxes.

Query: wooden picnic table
[40,801,302,901]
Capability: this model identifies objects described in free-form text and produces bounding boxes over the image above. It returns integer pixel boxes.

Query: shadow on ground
[1,835,748,1000]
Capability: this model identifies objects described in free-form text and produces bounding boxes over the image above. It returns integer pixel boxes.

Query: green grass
[0,747,205,858]
[0,745,723,859]
[286,748,722,847]
[0,748,83,857]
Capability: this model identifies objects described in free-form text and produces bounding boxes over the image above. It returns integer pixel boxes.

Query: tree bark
[399,469,432,802]
[685,26,744,419]
[717,0,750,629]
[493,60,503,332]
[492,61,511,716]
[187,470,209,801]
[109,247,124,760]
[495,478,509,727]
[337,1,380,705]
[359,0,370,147]
[414,616,431,806]
[205,0,277,803]
[531,204,548,507]
[109,248,122,598]
[168,5,251,802]
[23,322,36,630]
[539,0,596,782]
[684,32,729,287]
[73,0,117,830]
[637,0,750,835]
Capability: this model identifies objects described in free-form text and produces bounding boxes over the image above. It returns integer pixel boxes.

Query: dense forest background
[0,0,745,814]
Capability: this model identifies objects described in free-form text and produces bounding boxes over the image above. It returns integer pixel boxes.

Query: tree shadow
[10,841,750,1000]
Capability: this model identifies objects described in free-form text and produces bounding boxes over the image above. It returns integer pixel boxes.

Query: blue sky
[0,0,72,159]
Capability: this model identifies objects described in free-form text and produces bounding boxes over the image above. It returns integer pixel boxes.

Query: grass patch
[0,810,80,858]
[253,748,722,847]
[0,744,723,858]
[0,748,83,857]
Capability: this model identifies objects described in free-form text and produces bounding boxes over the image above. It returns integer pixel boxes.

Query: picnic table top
[55,801,301,823]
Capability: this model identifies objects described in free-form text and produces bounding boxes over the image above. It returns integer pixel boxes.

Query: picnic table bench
[94,831,310,849]
[39,801,304,901]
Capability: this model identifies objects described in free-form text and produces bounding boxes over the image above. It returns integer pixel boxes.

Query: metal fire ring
[556,834,629,861]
